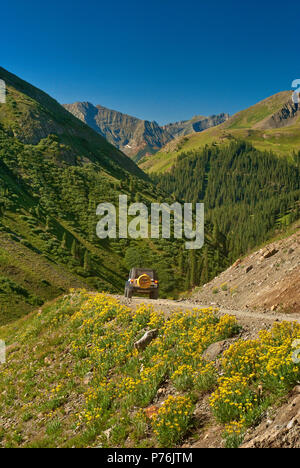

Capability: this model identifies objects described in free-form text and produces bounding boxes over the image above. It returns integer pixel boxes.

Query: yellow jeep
[125,268,159,299]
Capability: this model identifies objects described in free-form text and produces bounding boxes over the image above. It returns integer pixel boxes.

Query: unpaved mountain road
[112,294,300,338]
[108,231,300,337]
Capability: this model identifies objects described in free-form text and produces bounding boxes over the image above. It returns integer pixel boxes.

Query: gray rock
[262,248,279,259]
[203,339,233,361]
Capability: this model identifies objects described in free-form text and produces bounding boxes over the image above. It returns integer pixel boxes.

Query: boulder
[262,248,278,259]
[232,258,242,268]
[203,339,233,361]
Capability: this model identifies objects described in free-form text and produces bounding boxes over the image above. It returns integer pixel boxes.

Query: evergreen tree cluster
[153,140,300,265]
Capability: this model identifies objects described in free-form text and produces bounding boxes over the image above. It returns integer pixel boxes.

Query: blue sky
[1,0,299,124]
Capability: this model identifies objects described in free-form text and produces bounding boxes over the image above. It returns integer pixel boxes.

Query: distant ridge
[139,91,300,173]
[64,101,228,161]
[163,113,229,137]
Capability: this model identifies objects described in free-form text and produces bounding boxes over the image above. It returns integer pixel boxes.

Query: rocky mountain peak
[63,101,228,161]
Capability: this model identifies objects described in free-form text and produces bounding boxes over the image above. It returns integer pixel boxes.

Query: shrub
[151,396,194,446]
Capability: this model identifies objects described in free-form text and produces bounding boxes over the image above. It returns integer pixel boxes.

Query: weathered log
[134,329,158,352]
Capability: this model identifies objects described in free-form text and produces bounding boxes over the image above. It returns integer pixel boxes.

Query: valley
[0,66,198,323]
[0,66,299,449]
[1,0,300,452]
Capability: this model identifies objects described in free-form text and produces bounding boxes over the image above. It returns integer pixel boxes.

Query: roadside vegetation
[0,291,299,448]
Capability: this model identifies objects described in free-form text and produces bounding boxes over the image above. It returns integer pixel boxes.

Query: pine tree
[35,205,41,219]
[84,249,90,272]
[88,200,98,243]
[71,239,77,258]
[213,221,221,245]
[45,216,51,232]
[61,232,67,249]
[190,250,197,287]
[184,268,191,291]
[129,177,134,194]
[178,250,185,275]
[200,250,209,285]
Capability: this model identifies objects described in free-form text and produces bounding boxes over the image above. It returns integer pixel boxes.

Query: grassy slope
[0,67,145,179]
[0,68,134,323]
[0,135,184,324]
[140,91,300,174]
[0,291,299,448]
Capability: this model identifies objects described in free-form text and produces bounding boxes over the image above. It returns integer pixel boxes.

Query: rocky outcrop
[64,102,173,160]
[254,100,299,130]
[163,113,229,137]
[192,229,300,314]
[202,339,234,361]
[64,102,228,160]
[241,386,300,448]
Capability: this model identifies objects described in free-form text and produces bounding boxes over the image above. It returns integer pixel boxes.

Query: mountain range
[139,91,300,173]
[63,101,229,161]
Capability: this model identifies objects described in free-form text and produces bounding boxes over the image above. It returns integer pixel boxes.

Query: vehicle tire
[150,290,159,300]
[127,289,133,299]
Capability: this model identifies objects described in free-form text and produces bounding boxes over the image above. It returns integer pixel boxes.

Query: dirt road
[113,294,300,338]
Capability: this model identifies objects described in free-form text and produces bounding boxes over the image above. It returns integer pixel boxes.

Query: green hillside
[142,93,300,290]
[140,91,300,174]
[0,68,178,323]
[0,67,231,324]
[0,67,146,179]
[153,141,300,269]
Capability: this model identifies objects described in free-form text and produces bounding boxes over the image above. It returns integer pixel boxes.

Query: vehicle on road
[124,268,159,299]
